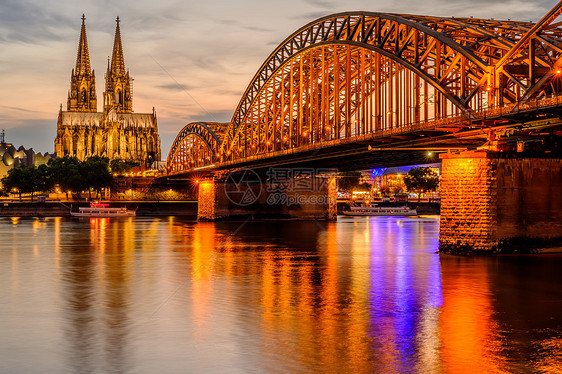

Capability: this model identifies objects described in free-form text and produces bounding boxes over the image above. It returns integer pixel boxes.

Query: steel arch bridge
[167,122,227,172]
[167,7,562,173]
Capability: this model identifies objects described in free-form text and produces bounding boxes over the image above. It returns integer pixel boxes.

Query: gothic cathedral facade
[55,16,161,164]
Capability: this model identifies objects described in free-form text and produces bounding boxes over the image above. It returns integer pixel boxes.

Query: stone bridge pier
[439,151,562,254]
[197,170,337,221]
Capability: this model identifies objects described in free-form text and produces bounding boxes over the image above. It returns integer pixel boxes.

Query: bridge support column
[439,151,562,254]
[197,179,219,221]
[197,175,337,221]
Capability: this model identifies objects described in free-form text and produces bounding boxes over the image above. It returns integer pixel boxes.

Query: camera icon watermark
[224,168,262,206]
[223,167,339,207]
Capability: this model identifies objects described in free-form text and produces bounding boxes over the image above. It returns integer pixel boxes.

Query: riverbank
[0,201,198,218]
[1,200,439,218]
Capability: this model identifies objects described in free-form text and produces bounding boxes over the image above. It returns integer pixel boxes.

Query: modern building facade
[54,15,161,165]
[0,130,54,179]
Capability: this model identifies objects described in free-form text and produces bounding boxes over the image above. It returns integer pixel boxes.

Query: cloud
[190,109,233,123]
[302,0,335,10]
[0,0,73,43]
[157,83,199,92]
[0,105,49,114]
[1,119,56,154]
[1,0,559,158]
[217,19,273,33]
[293,11,332,21]
[243,25,274,33]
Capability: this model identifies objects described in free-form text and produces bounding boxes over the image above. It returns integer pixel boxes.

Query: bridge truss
[168,7,562,173]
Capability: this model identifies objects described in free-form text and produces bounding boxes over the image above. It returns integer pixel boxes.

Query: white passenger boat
[71,202,136,217]
[343,205,417,216]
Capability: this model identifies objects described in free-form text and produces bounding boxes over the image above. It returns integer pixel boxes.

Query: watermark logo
[266,167,337,206]
[224,167,338,207]
[224,168,262,206]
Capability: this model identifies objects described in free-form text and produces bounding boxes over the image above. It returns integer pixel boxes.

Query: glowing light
[428,152,433,156]
[198,180,216,219]
[557,70,561,74]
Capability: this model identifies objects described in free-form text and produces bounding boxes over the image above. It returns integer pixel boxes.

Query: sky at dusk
[0,0,557,157]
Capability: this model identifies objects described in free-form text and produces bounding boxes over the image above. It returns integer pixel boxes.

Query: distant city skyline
[0,0,556,156]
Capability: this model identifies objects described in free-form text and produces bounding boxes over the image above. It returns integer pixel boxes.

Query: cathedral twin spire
[105,16,133,113]
[75,14,91,76]
[110,17,126,76]
[67,14,96,112]
[67,15,132,114]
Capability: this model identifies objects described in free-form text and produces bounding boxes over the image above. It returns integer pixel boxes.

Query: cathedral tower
[56,15,161,164]
[67,15,97,112]
[104,17,133,113]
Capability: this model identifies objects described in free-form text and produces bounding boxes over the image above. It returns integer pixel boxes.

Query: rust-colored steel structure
[167,122,227,172]
[167,6,562,173]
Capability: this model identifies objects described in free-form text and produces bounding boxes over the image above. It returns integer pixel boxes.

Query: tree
[1,166,49,201]
[403,167,440,201]
[80,156,113,199]
[110,159,140,174]
[1,167,26,200]
[380,185,391,196]
[1,156,114,202]
[47,156,81,200]
[338,171,366,192]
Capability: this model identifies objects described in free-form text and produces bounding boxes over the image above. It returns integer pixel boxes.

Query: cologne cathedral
[54,16,161,164]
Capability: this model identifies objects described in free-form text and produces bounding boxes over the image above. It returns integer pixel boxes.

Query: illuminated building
[0,131,54,179]
[54,15,161,165]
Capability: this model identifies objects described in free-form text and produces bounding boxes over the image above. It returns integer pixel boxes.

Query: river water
[1,215,561,373]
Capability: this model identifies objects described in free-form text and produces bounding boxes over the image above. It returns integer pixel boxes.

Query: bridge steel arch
[167,11,562,168]
[166,122,226,173]
[215,12,562,162]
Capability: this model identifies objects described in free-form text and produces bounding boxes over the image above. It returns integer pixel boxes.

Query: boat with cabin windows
[70,202,136,217]
[343,205,417,216]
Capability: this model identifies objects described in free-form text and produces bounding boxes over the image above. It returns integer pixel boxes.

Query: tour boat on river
[343,205,418,216]
[71,202,136,217]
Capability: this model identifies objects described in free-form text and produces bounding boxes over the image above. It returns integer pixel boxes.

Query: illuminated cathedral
[55,15,161,164]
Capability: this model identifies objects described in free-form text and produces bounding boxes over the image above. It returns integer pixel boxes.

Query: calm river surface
[1,215,561,373]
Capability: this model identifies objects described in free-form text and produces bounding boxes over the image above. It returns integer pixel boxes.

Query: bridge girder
[167,10,562,171]
[166,122,226,173]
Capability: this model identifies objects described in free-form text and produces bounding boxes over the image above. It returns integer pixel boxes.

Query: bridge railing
[169,93,562,172]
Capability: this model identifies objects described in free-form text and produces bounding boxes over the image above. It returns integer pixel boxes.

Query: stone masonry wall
[495,158,562,239]
[440,152,562,254]
[439,151,496,252]
[197,180,217,220]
